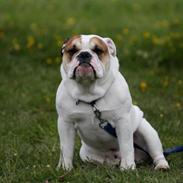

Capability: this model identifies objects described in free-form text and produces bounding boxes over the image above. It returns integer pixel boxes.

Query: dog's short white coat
[56,35,169,171]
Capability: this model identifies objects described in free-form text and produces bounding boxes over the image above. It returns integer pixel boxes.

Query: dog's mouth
[73,62,96,79]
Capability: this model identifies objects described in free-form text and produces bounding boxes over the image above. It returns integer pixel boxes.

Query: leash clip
[99,119,109,129]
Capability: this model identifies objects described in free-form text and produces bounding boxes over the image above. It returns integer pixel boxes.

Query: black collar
[76,99,99,107]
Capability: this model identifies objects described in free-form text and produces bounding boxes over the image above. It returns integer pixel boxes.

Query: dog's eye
[92,46,103,55]
[67,47,78,55]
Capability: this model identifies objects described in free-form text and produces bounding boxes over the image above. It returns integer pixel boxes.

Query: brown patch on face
[62,35,81,62]
[90,37,109,62]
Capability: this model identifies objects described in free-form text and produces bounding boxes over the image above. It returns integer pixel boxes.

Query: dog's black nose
[77,51,92,64]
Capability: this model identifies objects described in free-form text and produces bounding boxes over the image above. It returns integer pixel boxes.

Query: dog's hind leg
[136,118,169,170]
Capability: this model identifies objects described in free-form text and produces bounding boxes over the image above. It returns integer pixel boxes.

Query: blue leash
[100,120,183,157]
[76,99,183,158]
[163,146,183,157]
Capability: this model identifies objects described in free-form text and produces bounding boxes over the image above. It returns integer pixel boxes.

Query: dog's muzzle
[73,51,96,79]
[77,51,92,65]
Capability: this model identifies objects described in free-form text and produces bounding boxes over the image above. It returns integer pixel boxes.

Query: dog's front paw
[57,158,73,171]
[154,159,170,171]
[120,160,136,171]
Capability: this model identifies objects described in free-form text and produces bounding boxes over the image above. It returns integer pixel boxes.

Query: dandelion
[37,43,43,49]
[45,96,51,103]
[143,32,150,39]
[152,36,165,45]
[163,79,169,87]
[55,35,63,47]
[175,102,182,110]
[46,58,52,65]
[66,17,76,26]
[129,35,138,44]
[173,18,180,25]
[122,28,129,35]
[0,31,5,39]
[27,35,36,49]
[12,38,21,51]
[178,80,182,85]
[157,20,169,28]
[140,81,147,92]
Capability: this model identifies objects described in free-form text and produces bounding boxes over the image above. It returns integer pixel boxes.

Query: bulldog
[56,34,169,171]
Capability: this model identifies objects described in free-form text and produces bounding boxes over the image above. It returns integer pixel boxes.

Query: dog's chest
[69,105,119,150]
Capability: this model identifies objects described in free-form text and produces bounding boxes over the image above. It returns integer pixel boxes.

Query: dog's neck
[61,56,119,102]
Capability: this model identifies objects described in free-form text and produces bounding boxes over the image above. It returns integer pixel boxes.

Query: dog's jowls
[56,34,169,171]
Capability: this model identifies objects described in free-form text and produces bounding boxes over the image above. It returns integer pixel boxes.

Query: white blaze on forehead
[81,35,105,49]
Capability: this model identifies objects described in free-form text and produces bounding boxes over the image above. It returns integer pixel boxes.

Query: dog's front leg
[116,114,135,170]
[57,116,75,171]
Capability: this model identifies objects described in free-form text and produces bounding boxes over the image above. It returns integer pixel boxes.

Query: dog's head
[61,35,116,85]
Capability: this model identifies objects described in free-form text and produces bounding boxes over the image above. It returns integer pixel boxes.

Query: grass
[0,0,183,182]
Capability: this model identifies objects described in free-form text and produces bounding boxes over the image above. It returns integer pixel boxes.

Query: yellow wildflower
[45,96,51,103]
[178,80,182,85]
[140,81,147,92]
[143,32,150,39]
[152,36,164,45]
[55,35,63,47]
[175,102,182,110]
[0,31,5,39]
[157,20,169,28]
[173,18,180,24]
[27,35,36,49]
[37,43,43,49]
[46,58,52,65]
[163,79,169,87]
[12,38,21,51]
[66,17,76,26]
[122,28,129,35]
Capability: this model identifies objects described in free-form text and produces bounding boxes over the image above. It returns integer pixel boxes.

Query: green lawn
[0,0,183,182]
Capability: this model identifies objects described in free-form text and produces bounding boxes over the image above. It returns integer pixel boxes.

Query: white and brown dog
[56,34,169,171]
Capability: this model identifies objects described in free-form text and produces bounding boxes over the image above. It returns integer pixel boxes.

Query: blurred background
[0,0,183,182]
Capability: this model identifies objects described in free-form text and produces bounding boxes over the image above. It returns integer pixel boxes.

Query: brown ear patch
[64,35,81,51]
[62,35,81,61]
[62,35,81,55]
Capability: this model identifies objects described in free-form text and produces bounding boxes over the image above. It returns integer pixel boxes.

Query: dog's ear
[61,38,70,56]
[104,38,116,56]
